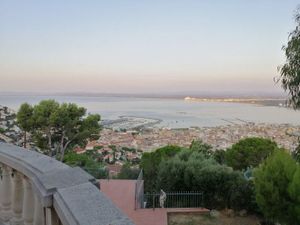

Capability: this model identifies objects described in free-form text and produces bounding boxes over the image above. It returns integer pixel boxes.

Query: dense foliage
[279,8,300,108]
[140,141,258,212]
[63,152,108,179]
[117,163,141,179]
[189,140,213,158]
[17,100,101,161]
[156,149,256,211]
[292,143,300,162]
[225,137,278,170]
[140,145,183,191]
[16,103,34,147]
[254,150,300,224]
[213,149,226,164]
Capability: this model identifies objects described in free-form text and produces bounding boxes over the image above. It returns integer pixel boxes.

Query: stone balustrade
[0,143,134,225]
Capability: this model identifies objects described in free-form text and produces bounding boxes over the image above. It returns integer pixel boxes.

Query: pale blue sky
[0,0,299,95]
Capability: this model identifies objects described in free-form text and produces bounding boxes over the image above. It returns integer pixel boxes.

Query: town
[76,123,300,166]
[0,106,22,144]
[1,104,299,167]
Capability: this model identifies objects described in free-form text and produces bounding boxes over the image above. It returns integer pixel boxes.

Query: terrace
[0,143,133,225]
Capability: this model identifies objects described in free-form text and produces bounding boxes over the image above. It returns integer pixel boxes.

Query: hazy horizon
[1,0,299,95]
[0,90,287,99]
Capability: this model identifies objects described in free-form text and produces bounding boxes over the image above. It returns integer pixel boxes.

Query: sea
[0,94,299,128]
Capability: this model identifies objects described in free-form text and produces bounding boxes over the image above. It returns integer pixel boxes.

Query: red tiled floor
[100,179,209,225]
[100,179,167,225]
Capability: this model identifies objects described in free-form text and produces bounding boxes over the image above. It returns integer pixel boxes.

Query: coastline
[184,96,287,107]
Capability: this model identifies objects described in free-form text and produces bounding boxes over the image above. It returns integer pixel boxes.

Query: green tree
[229,178,258,213]
[32,99,60,154]
[288,167,300,222]
[279,7,300,108]
[117,163,140,179]
[292,142,300,162]
[16,103,34,148]
[52,103,101,161]
[140,145,183,191]
[17,100,101,161]
[254,150,300,225]
[156,149,255,211]
[63,152,107,179]
[213,149,226,164]
[189,139,213,158]
[225,137,278,170]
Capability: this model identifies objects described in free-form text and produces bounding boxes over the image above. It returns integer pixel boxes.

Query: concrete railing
[0,143,134,225]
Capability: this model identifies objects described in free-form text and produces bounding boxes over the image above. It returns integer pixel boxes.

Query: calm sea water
[0,94,299,128]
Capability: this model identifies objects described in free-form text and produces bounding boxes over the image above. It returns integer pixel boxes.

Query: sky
[0,0,299,96]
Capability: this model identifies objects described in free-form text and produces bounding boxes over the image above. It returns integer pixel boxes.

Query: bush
[63,152,107,179]
[117,164,140,179]
[189,140,213,157]
[156,149,256,211]
[254,150,300,224]
[213,149,226,164]
[229,177,258,212]
[140,145,183,191]
[292,142,300,162]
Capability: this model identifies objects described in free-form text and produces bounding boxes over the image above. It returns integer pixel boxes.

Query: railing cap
[0,143,68,176]
[55,183,133,225]
[0,143,134,225]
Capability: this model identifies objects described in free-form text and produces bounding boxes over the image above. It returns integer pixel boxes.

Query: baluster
[10,171,24,225]
[33,194,44,225]
[45,208,60,225]
[22,177,34,225]
[1,165,12,222]
[0,164,3,213]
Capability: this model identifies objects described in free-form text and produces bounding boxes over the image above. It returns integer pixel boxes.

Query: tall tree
[288,167,300,222]
[254,150,300,225]
[32,100,60,155]
[17,100,101,161]
[279,7,300,108]
[16,103,34,148]
[51,103,101,161]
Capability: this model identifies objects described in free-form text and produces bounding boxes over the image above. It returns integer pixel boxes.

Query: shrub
[254,150,300,224]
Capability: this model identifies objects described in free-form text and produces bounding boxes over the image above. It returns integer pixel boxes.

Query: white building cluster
[0,106,22,145]
[93,123,300,153]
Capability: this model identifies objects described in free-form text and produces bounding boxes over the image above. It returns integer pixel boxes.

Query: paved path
[100,179,167,225]
[100,179,208,225]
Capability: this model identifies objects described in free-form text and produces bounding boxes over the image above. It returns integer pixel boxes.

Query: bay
[0,94,299,128]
